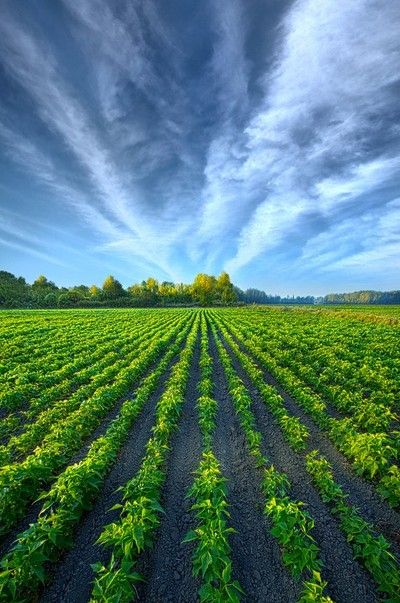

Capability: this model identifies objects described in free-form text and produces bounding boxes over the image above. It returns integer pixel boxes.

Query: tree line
[321,290,400,304]
[1,270,399,308]
[0,271,237,308]
[234,287,315,305]
[234,287,400,305]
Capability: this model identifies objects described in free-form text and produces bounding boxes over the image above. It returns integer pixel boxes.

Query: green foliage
[211,319,330,601]
[0,314,195,601]
[185,451,243,602]
[102,275,125,299]
[377,466,400,507]
[1,270,238,308]
[90,315,200,602]
[298,572,334,603]
[306,451,400,598]
[1,305,400,602]
[262,468,322,578]
[215,307,400,506]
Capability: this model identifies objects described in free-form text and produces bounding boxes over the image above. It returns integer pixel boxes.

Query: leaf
[182,530,198,543]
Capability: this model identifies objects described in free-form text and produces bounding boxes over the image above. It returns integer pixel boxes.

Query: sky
[0,0,399,296]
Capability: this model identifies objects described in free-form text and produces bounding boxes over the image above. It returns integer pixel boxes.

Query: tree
[0,271,32,307]
[44,292,58,307]
[146,277,159,294]
[32,275,57,290]
[216,272,236,303]
[31,275,59,306]
[192,273,217,306]
[102,275,125,299]
[89,285,102,298]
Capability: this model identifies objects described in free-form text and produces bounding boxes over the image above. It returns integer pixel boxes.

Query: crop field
[0,307,399,603]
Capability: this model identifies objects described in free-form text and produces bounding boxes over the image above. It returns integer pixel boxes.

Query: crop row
[208,318,333,602]
[209,311,400,598]
[89,314,200,601]
[0,312,192,536]
[231,308,400,412]
[227,309,399,430]
[0,312,182,461]
[0,310,180,414]
[183,314,242,602]
[214,311,399,507]
[0,314,118,387]
[0,314,196,602]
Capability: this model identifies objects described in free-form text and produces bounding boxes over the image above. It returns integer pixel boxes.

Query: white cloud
[300,198,400,273]
[197,0,400,275]
[0,236,69,268]
[0,8,181,278]
[1,0,399,286]
[194,0,250,255]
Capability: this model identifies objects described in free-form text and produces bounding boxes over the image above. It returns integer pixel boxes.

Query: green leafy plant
[306,451,400,598]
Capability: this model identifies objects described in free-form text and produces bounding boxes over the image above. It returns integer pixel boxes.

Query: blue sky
[0,0,399,295]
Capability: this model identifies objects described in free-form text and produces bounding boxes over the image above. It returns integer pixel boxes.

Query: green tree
[0,271,32,307]
[192,273,217,306]
[31,275,59,306]
[89,285,102,298]
[102,275,125,299]
[216,271,236,303]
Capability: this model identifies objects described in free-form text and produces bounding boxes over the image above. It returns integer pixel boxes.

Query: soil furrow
[135,334,202,602]
[0,346,181,560]
[218,329,379,603]
[223,323,400,553]
[38,351,181,603]
[209,330,299,603]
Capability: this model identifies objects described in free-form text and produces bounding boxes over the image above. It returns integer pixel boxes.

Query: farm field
[0,307,399,602]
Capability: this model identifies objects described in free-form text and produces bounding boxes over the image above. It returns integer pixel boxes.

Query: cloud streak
[0,0,399,292]
[0,6,178,277]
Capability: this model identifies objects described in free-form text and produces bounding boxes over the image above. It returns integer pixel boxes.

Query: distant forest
[0,270,399,308]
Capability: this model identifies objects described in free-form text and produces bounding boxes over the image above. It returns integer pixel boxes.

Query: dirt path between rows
[135,335,202,602]
[218,330,378,602]
[223,323,400,554]
[39,350,182,603]
[209,331,299,603]
[0,343,181,560]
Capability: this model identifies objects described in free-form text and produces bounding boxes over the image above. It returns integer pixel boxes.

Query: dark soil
[209,331,300,603]
[218,330,380,602]
[134,334,202,602]
[224,323,400,554]
[0,348,179,558]
[4,313,398,603]
[38,353,179,603]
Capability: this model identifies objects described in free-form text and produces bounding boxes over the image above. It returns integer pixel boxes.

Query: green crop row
[183,314,242,602]
[306,451,400,600]
[209,320,332,603]
[216,313,399,507]
[0,312,181,464]
[0,318,125,410]
[211,311,400,597]
[212,315,309,450]
[89,314,200,602]
[0,314,195,602]
[233,311,398,433]
[184,452,243,603]
[0,311,179,422]
[0,313,191,536]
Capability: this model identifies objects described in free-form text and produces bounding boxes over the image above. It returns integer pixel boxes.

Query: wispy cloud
[300,198,400,274]
[0,236,69,268]
[194,0,250,257]
[201,0,400,275]
[0,6,180,277]
[0,0,399,291]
